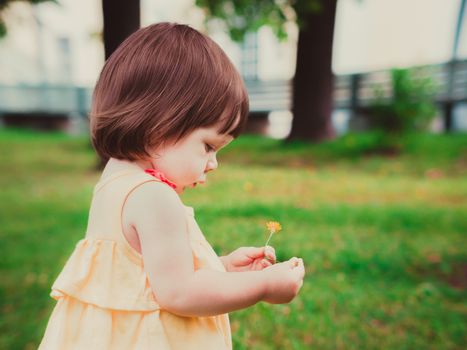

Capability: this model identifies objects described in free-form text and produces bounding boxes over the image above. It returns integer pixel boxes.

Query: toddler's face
[148,126,233,194]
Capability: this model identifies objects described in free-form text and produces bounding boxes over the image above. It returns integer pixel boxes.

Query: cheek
[157,148,207,184]
[188,157,207,174]
[177,156,206,180]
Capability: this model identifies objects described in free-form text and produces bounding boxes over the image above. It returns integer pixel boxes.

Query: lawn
[1,129,466,349]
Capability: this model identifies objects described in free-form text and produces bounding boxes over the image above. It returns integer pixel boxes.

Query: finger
[261,259,272,268]
[264,246,276,262]
[295,259,305,277]
[296,258,304,267]
[289,257,299,267]
[245,247,266,259]
[291,258,304,273]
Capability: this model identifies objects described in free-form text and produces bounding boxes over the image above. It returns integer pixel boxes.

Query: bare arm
[123,182,268,317]
[167,269,266,316]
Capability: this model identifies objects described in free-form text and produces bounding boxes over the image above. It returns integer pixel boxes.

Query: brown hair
[90,22,249,161]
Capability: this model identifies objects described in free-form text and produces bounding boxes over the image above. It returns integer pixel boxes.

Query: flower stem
[264,231,274,247]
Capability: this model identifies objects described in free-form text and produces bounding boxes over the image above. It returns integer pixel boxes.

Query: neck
[105,157,150,172]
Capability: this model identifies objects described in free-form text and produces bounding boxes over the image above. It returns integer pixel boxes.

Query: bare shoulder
[123,181,186,233]
[127,181,184,211]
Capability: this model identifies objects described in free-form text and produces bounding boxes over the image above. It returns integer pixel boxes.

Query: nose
[206,154,218,172]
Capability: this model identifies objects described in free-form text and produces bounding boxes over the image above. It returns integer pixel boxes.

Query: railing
[245,59,467,130]
[0,84,91,116]
[1,59,466,131]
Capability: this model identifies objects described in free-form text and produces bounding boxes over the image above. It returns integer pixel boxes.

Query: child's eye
[204,143,215,153]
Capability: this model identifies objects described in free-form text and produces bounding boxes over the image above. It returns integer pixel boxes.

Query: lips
[191,180,206,188]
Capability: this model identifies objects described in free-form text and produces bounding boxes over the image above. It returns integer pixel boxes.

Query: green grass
[1,128,466,349]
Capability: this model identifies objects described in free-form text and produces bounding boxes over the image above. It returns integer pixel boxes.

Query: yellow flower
[265,221,282,247]
[266,221,282,234]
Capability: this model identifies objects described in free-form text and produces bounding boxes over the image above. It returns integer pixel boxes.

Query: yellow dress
[39,162,232,349]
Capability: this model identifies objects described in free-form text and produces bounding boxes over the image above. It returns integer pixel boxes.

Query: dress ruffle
[50,239,160,311]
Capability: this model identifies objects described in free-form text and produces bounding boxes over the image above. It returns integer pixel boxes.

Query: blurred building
[0,0,103,86]
[0,0,466,135]
[0,0,298,86]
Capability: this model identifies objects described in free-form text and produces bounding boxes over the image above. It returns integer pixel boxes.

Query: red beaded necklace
[144,168,177,189]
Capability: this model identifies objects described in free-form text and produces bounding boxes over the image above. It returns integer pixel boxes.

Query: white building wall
[0,0,103,86]
[0,0,465,85]
[257,24,298,81]
[333,0,466,74]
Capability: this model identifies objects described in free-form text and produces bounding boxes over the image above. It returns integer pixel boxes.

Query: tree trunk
[97,0,140,168]
[287,0,337,142]
[102,0,140,60]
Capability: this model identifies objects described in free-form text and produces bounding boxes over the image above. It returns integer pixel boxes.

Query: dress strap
[85,159,195,257]
[93,169,143,194]
[85,170,163,252]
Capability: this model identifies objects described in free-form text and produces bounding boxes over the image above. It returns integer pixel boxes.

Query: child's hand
[221,246,276,272]
[262,257,305,304]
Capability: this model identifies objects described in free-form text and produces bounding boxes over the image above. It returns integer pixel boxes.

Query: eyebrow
[217,134,233,145]
[208,134,231,149]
